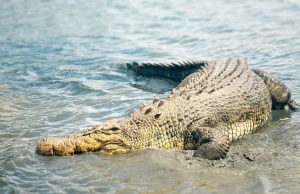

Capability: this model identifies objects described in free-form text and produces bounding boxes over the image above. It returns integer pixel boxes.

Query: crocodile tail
[126,60,205,82]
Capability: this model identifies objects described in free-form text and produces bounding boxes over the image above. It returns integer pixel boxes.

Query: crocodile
[36,58,297,160]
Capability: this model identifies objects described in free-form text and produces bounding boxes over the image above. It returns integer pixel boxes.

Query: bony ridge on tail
[36,58,297,160]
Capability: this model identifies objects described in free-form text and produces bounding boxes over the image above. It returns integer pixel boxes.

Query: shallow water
[1,0,300,193]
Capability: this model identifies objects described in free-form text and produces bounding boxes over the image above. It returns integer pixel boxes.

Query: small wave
[0,84,10,90]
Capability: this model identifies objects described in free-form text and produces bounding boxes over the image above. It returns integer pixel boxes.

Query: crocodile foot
[193,143,229,160]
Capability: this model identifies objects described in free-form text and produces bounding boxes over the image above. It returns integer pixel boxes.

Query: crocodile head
[36,119,131,156]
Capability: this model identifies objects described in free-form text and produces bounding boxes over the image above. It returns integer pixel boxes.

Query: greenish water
[1,0,300,193]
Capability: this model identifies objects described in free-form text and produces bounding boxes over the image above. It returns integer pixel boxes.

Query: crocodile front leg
[185,125,230,160]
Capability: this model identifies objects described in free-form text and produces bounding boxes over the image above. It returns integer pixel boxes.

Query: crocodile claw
[287,100,299,111]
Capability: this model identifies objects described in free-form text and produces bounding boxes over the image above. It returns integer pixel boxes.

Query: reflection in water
[1,0,300,193]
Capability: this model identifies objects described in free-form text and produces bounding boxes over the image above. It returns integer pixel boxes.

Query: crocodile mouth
[36,118,130,156]
[36,134,130,156]
[100,142,130,154]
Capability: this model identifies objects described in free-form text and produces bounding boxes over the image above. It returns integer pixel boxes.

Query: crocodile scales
[36,58,296,160]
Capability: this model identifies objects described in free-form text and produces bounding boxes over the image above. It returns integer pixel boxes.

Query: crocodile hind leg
[186,127,230,160]
[252,69,297,110]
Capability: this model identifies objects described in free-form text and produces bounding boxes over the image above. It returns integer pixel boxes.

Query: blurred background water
[1,0,300,193]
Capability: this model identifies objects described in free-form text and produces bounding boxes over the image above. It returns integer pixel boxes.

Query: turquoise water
[1,0,300,193]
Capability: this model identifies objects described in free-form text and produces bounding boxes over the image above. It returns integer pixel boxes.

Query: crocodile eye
[110,127,120,131]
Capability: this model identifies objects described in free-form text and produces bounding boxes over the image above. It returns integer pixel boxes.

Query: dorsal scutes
[172,58,251,97]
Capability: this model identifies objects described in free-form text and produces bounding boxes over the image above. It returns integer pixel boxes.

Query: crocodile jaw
[36,136,103,156]
[36,119,130,156]
[36,136,129,156]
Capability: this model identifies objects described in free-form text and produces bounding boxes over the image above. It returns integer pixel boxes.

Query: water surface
[1,0,300,193]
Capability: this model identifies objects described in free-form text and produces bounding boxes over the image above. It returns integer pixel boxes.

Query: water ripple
[1,0,300,193]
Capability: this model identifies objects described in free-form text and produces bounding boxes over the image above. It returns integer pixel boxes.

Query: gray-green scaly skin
[36,58,294,160]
